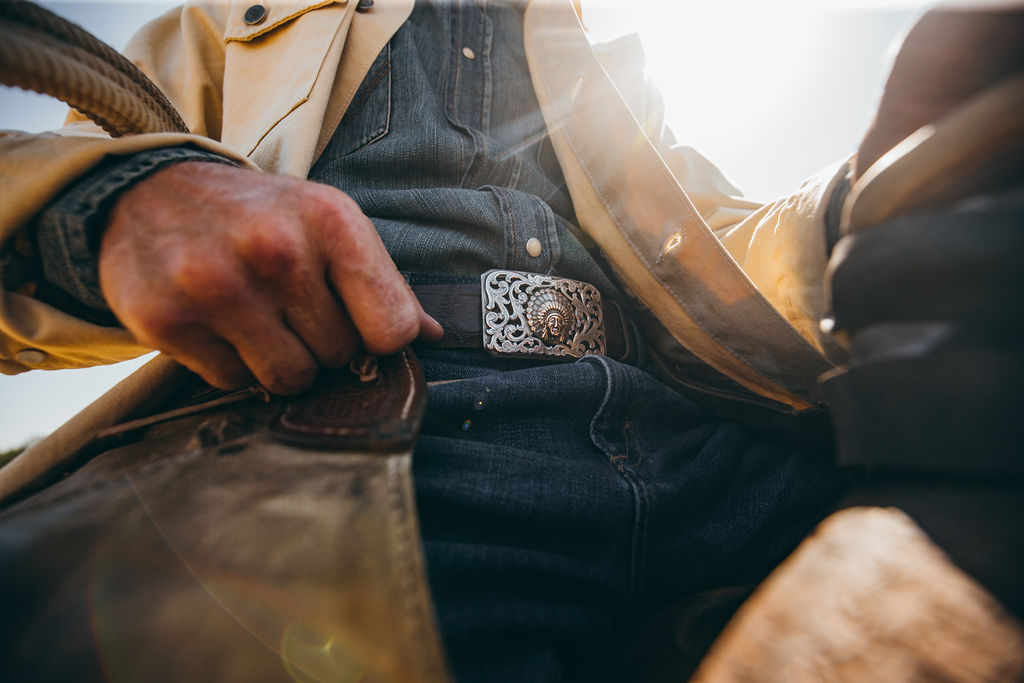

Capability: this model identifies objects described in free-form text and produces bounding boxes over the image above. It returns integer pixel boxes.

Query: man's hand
[855,6,1024,179]
[99,162,442,394]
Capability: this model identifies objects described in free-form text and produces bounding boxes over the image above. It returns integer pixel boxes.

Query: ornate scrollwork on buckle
[481,270,606,358]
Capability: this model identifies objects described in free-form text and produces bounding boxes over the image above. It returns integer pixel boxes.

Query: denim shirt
[33,0,626,318]
[311,0,626,298]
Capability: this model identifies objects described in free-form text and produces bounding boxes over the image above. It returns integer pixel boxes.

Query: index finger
[306,186,441,355]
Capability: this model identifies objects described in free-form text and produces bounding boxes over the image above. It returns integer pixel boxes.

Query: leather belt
[412,269,636,363]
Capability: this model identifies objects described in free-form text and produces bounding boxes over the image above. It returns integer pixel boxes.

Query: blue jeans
[412,350,842,681]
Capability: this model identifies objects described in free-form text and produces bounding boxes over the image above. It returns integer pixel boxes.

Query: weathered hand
[99,161,442,394]
[855,6,1024,179]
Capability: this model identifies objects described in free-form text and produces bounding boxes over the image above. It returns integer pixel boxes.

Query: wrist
[34,148,238,317]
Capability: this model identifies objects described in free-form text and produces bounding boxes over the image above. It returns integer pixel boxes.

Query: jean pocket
[322,43,392,158]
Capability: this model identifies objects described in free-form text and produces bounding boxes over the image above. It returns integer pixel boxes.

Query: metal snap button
[243,4,267,25]
[462,46,476,60]
[15,348,47,364]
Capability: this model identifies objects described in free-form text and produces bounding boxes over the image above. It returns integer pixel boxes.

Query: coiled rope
[0,0,187,136]
[0,0,192,505]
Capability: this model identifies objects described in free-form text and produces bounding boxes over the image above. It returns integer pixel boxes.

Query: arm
[0,2,251,373]
[2,2,439,390]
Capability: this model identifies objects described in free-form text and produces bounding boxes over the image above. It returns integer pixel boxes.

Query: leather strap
[273,352,427,452]
[0,349,452,682]
[413,283,637,363]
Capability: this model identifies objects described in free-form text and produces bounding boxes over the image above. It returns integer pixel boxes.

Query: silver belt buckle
[481,269,606,359]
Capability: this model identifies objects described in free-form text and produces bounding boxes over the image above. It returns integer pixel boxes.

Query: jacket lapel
[523,0,831,409]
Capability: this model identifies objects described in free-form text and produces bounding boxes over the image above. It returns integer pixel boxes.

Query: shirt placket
[447,0,492,134]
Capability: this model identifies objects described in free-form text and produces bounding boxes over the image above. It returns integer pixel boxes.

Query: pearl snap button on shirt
[526,238,542,258]
[462,47,476,60]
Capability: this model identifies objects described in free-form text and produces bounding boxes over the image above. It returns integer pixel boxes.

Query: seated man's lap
[412,352,843,681]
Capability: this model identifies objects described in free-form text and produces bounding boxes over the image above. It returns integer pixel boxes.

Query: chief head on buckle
[481,270,606,359]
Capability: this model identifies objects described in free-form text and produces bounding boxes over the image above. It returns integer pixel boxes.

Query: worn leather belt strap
[413,283,635,362]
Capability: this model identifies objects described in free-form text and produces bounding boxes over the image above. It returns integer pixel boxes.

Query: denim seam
[583,354,649,609]
[540,201,562,272]
[618,466,650,612]
[446,2,460,118]
[489,187,517,269]
[345,45,392,152]
[506,153,523,191]
[463,129,487,189]
[479,1,494,133]
[443,4,463,177]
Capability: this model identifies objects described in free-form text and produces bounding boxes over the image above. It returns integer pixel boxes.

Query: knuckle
[199,366,247,392]
[321,336,358,368]
[312,183,357,213]
[213,369,250,391]
[310,187,365,239]
[236,223,303,280]
[129,306,193,347]
[175,352,245,392]
[261,361,317,396]
[171,255,243,305]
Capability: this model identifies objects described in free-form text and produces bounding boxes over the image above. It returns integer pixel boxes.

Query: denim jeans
[413,349,841,681]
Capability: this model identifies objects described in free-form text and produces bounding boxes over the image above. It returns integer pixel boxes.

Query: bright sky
[0,0,929,450]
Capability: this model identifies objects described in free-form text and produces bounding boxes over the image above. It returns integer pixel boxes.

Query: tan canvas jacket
[0,0,848,410]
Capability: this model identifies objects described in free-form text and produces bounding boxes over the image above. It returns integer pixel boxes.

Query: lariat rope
[0,0,188,136]
[0,0,192,504]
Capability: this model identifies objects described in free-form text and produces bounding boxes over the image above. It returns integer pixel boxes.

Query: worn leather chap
[0,350,451,682]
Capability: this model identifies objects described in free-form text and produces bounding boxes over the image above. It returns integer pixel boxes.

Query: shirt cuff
[33,147,237,317]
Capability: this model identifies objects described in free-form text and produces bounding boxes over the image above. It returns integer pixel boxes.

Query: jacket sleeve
[595,34,850,357]
[0,2,256,374]
[703,152,850,357]
[656,104,849,358]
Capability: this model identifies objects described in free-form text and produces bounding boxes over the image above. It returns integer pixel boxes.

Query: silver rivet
[15,348,47,364]
[462,47,476,60]
[526,238,543,258]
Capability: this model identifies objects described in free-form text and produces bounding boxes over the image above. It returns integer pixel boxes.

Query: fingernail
[426,314,444,339]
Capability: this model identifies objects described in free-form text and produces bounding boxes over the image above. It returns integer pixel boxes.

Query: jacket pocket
[220,0,351,156]
[320,42,391,159]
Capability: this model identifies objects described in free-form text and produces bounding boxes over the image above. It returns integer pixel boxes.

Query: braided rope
[0,0,187,136]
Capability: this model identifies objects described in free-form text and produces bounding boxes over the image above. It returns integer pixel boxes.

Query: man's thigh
[412,352,843,681]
